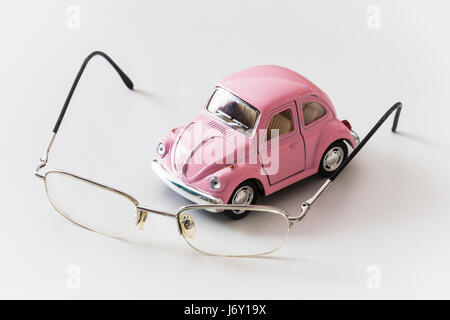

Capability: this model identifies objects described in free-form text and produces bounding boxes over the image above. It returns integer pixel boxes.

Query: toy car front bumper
[151,159,224,206]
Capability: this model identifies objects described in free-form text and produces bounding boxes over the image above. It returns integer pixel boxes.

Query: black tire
[224,181,258,220]
[318,140,348,177]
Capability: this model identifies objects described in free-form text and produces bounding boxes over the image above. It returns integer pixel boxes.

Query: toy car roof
[217,65,327,112]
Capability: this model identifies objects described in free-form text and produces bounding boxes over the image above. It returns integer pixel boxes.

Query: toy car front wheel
[318,140,348,177]
[225,181,258,220]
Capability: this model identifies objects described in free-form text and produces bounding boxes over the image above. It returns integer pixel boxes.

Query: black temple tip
[391,102,402,132]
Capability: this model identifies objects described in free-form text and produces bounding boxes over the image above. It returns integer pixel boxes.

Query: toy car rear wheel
[225,181,258,220]
[318,140,348,177]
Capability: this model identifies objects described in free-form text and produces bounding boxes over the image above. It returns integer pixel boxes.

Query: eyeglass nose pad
[179,214,197,239]
[137,210,148,231]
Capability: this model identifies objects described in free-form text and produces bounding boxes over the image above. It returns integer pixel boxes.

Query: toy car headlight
[157,142,166,157]
[210,176,221,190]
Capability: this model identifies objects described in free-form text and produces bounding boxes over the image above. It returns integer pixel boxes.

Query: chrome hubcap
[232,186,254,214]
[323,146,344,172]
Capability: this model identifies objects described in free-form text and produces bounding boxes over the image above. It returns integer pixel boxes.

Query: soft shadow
[120,236,299,261]
[133,88,173,105]
[132,88,155,98]
[396,130,450,153]
[285,146,434,237]
[119,237,193,257]
[205,253,299,261]
[258,174,327,216]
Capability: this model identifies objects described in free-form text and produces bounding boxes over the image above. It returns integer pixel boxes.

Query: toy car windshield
[206,88,259,136]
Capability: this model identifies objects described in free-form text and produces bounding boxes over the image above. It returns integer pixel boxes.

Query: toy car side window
[266,108,294,141]
[301,102,326,126]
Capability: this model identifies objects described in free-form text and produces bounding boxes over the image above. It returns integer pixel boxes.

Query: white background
[1,0,449,299]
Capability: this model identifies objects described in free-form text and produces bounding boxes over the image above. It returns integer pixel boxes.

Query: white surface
[1,0,450,299]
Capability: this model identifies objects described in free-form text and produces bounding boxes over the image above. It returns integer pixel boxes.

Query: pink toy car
[152,65,360,218]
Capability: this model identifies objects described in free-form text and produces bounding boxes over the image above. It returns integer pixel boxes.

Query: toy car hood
[169,115,246,182]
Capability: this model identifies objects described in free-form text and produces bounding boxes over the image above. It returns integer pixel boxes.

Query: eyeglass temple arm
[35,51,134,177]
[292,102,403,222]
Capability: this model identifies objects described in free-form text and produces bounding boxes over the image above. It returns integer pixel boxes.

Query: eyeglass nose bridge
[135,205,178,232]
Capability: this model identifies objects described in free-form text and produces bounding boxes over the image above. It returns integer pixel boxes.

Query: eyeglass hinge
[297,202,311,221]
[35,132,56,179]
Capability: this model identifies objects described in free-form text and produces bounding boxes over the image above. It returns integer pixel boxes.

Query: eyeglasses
[35,51,403,256]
